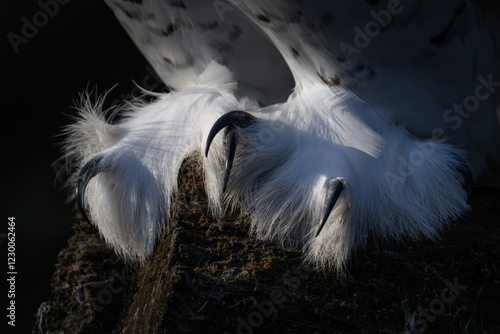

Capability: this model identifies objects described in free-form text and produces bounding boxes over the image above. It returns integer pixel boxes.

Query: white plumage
[62,0,500,271]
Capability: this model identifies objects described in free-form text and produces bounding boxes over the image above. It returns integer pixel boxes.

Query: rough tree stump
[34,160,500,333]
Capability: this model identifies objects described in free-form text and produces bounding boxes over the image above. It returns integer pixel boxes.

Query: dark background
[1,2,165,332]
[2,2,499,333]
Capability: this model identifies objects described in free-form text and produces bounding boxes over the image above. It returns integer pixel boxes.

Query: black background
[2,1,500,333]
[2,2,165,332]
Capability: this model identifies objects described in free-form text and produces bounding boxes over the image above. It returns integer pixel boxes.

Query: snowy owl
[62,0,500,271]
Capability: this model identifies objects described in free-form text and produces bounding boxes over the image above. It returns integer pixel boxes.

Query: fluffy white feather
[62,0,500,270]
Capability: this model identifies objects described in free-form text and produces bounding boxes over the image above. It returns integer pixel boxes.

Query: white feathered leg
[204,86,470,270]
[66,86,256,263]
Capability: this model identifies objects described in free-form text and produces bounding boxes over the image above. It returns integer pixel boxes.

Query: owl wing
[103,0,294,104]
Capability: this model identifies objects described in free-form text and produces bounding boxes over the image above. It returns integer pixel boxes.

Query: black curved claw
[315,179,346,237]
[205,110,257,157]
[223,125,238,193]
[205,110,257,192]
[76,156,107,226]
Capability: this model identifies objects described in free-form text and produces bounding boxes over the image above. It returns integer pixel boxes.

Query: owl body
[63,0,500,270]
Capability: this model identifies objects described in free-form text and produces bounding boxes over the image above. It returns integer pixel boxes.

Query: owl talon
[316,179,346,237]
[223,125,238,192]
[205,110,257,192]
